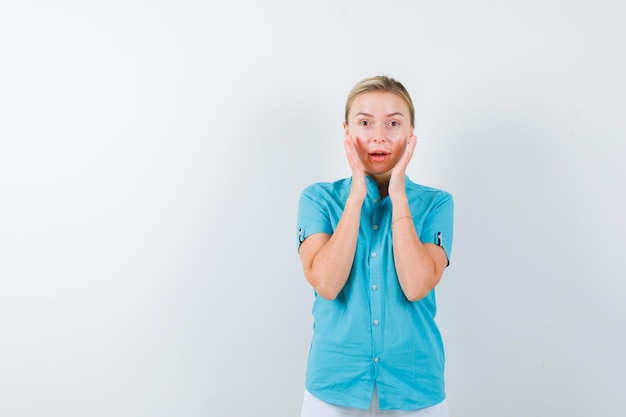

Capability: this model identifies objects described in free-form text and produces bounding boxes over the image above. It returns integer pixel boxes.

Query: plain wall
[1,1,625,416]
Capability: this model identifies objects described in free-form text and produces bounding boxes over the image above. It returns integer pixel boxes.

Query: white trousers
[300,388,450,417]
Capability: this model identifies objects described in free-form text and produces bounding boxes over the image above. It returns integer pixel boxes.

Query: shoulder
[405,177,453,206]
[300,178,351,199]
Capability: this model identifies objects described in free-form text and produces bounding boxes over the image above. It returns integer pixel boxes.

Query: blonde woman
[297,76,454,417]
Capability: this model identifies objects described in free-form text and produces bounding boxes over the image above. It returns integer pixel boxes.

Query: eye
[359,120,370,126]
[389,121,399,127]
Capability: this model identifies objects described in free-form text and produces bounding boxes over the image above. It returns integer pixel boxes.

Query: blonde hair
[344,75,415,127]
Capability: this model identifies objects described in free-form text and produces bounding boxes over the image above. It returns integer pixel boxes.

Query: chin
[365,169,393,179]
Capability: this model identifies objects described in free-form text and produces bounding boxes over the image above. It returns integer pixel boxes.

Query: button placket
[365,181,386,373]
[369,207,385,373]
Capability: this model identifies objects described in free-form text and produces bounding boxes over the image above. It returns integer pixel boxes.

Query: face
[344,91,415,179]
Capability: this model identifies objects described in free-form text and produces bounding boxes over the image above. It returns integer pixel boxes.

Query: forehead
[349,91,409,117]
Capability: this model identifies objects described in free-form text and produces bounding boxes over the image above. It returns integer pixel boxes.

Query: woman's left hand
[388,134,417,199]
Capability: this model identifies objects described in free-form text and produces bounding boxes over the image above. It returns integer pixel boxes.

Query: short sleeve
[420,192,454,265]
[296,185,334,250]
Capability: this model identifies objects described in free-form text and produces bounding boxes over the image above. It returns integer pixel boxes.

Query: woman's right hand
[343,134,367,203]
[299,135,366,300]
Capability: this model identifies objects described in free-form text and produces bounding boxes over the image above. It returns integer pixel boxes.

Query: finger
[393,136,416,174]
[344,135,357,157]
[403,135,417,161]
[344,134,357,152]
[343,137,360,171]
[344,135,365,170]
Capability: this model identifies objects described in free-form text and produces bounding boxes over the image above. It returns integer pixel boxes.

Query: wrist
[388,174,407,198]
[346,194,365,207]
[391,215,413,230]
[389,193,408,206]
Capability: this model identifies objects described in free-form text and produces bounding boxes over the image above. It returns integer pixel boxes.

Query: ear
[343,121,349,135]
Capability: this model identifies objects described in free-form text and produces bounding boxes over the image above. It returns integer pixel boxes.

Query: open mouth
[369,151,389,162]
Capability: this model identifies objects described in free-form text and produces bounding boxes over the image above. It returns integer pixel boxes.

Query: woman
[296,75,454,417]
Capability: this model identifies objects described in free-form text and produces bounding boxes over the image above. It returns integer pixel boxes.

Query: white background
[1,1,625,416]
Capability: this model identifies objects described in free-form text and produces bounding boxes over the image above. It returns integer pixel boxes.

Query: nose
[371,125,386,142]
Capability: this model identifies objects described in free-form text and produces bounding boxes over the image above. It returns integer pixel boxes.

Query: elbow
[305,272,342,301]
[312,281,342,301]
[404,288,430,303]
[402,275,441,302]
[317,289,340,301]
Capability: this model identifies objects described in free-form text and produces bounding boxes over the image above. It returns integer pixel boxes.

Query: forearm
[307,197,363,300]
[391,196,440,302]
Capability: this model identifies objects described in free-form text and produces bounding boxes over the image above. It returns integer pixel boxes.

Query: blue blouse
[296,176,454,410]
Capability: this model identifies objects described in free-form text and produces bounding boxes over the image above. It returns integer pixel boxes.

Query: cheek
[392,137,409,155]
[349,125,366,138]
[354,141,368,157]
[389,128,409,140]
[351,134,368,149]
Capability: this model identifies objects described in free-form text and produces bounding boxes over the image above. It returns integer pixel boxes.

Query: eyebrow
[354,112,405,118]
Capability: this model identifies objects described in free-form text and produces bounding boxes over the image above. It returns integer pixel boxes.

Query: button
[373,225,379,231]
[371,285,378,291]
[373,357,379,363]
[371,252,377,258]
[373,198,379,203]
[373,320,379,326]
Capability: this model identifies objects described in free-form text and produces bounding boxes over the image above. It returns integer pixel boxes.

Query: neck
[369,174,390,199]
[378,185,389,199]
